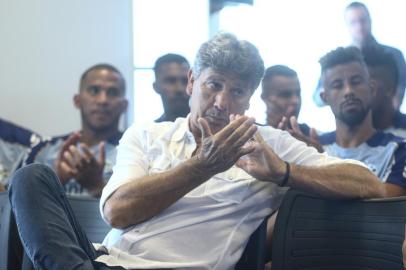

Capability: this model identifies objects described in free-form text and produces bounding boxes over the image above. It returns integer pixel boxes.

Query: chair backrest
[0,191,11,270]
[235,217,267,270]
[271,189,406,270]
[67,195,111,243]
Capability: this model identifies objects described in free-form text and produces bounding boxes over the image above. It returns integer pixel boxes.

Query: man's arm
[103,116,258,229]
[237,131,385,199]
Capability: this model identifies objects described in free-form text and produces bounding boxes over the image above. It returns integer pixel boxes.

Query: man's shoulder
[318,131,336,145]
[366,131,406,148]
[125,118,188,143]
[25,132,72,164]
[0,118,40,147]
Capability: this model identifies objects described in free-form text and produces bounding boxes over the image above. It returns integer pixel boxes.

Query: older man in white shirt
[9,33,384,270]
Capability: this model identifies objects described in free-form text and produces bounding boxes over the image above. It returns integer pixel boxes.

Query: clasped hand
[195,115,286,184]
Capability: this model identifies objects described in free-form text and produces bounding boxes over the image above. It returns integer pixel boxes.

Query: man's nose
[96,90,109,104]
[214,91,229,112]
[343,82,355,97]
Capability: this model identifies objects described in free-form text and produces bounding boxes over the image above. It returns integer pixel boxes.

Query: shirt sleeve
[260,126,367,168]
[385,143,406,188]
[99,124,150,220]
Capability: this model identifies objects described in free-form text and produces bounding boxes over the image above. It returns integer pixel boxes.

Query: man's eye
[233,89,245,97]
[87,86,100,95]
[107,88,120,97]
[207,81,222,90]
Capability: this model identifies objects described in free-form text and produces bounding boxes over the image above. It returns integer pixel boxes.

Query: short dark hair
[153,53,190,77]
[80,63,125,92]
[362,46,399,89]
[346,2,370,18]
[262,65,297,82]
[319,46,366,75]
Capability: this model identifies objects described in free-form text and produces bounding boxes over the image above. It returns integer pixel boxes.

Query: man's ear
[120,99,129,114]
[186,69,194,96]
[320,90,328,105]
[153,81,161,94]
[73,94,80,109]
[369,79,378,99]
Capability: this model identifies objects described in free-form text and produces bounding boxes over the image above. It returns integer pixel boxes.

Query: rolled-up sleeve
[99,124,150,220]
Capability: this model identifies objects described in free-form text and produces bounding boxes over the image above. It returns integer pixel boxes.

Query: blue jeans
[9,164,125,270]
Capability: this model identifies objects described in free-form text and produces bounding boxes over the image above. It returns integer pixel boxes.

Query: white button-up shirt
[97,116,356,270]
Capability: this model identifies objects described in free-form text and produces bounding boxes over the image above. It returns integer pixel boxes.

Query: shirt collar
[171,114,195,142]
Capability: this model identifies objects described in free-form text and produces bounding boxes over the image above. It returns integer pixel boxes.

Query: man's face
[321,61,373,127]
[345,7,372,44]
[187,68,254,135]
[153,62,190,115]
[262,75,301,124]
[74,68,128,132]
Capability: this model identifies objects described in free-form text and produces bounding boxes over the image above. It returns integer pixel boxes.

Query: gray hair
[193,33,264,90]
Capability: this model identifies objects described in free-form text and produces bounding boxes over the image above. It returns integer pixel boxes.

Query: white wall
[0,0,133,137]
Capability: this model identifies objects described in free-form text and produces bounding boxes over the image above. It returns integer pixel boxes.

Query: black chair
[235,217,268,270]
[0,191,12,270]
[271,189,406,270]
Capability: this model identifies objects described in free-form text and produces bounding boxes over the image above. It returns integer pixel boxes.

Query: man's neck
[335,114,376,148]
[80,126,119,146]
[352,35,375,49]
[266,115,282,128]
[372,105,396,131]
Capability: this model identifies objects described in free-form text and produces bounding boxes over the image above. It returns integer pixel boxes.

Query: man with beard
[313,2,406,110]
[317,46,406,194]
[25,64,128,197]
[153,53,190,122]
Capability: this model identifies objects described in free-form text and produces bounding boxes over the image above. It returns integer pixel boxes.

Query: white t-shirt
[97,116,356,270]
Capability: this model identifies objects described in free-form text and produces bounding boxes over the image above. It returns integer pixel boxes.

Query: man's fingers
[233,124,258,149]
[310,128,319,140]
[277,117,288,130]
[59,133,81,157]
[98,142,106,166]
[289,116,302,134]
[216,115,252,141]
[61,161,77,176]
[80,143,96,163]
[198,117,213,139]
[63,149,78,168]
[226,117,256,146]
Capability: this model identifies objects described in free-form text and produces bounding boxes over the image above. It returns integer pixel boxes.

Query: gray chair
[67,195,111,243]
[272,189,406,270]
[0,191,12,270]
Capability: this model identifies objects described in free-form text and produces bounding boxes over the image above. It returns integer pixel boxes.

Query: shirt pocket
[204,172,254,204]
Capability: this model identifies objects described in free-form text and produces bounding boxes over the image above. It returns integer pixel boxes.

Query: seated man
[363,46,406,138]
[293,46,406,196]
[0,118,40,191]
[261,65,321,152]
[9,33,385,270]
[153,53,190,122]
[25,64,128,197]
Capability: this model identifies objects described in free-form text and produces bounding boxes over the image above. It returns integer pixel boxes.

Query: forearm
[104,157,213,229]
[287,163,385,199]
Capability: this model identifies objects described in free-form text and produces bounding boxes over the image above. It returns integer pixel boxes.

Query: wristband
[279,161,290,187]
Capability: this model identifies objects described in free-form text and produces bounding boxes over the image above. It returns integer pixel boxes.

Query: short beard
[338,107,369,127]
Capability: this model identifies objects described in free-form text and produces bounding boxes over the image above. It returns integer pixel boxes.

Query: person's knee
[9,164,58,199]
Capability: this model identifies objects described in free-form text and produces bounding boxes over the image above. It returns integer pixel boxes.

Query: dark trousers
[9,164,125,270]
